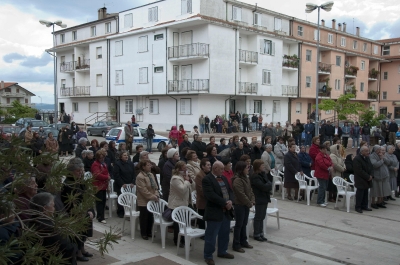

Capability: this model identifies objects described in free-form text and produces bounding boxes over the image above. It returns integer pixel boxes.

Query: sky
[1,0,399,104]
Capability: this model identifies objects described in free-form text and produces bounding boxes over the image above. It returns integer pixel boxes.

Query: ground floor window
[89,102,98,113]
[254,100,262,114]
[149,99,159,114]
[379,107,387,116]
[72,102,78,112]
[394,107,400,119]
[180,98,191,115]
[125,99,133,113]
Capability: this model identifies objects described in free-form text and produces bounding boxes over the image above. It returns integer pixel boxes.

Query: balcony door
[181,65,192,91]
[172,65,179,91]
[181,31,192,45]
[173,32,179,57]
[181,31,192,56]
[272,100,281,122]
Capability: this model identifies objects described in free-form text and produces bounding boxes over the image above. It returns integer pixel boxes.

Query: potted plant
[368,90,379,99]
[369,68,379,79]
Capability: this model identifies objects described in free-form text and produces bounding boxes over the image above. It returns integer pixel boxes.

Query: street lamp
[38,96,42,105]
[305,1,334,136]
[39,20,67,120]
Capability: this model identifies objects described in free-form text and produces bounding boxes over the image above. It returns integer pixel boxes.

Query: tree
[359,107,386,126]
[0,138,119,264]
[6,100,37,119]
[317,94,365,121]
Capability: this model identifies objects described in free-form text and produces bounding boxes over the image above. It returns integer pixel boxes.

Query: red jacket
[314,152,332,180]
[91,160,109,191]
[178,129,186,145]
[309,143,320,170]
[222,169,234,188]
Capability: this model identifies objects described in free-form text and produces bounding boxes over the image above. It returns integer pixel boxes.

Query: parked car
[13,117,35,127]
[43,128,59,140]
[1,126,22,139]
[49,123,70,130]
[28,120,50,131]
[87,121,120,137]
[105,126,168,152]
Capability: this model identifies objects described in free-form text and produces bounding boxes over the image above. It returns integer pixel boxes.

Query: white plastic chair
[245,206,256,238]
[107,179,118,218]
[270,169,285,200]
[156,174,162,197]
[295,173,319,205]
[348,174,356,192]
[118,193,140,240]
[147,199,173,248]
[332,176,356,212]
[172,206,205,260]
[191,191,197,206]
[121,185,136,195]
[264,198,280,236]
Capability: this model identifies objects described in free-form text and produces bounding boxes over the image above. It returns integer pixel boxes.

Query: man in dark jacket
[292,119,304,146]
[323,120,335,144]
[388,119,398,146]
[353,146,373,213]
[393,142,400,198]
[242,115,249,133]
[191,136,207,159]
[262,123,275,145]
[304,119,315,146]
[202,161,234,265]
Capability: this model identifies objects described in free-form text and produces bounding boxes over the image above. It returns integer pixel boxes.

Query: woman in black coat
[251,141,263,163]
[113,151,136,218]
[284,144,303,200]
[343,154,354,182]
[179,134,191,157]
[231,141,245,172]
[31,132,44,157]
[83,150,95,172]
[250,159,272,242]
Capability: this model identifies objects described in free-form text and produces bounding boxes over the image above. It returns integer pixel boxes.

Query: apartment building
[378,37,400,119]
[0,81,35,108]
[289,19,384,122]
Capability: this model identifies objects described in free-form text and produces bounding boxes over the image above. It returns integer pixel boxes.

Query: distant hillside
[34,103,55,110]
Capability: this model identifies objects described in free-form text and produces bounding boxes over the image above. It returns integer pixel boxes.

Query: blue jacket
[298,151,312,176]
[304,123,315,134]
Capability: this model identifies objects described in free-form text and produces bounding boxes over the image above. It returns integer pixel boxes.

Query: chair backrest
[84,172,92,180]
[349,174,355,184]
[295,173,307,187]
[270,198,278,209]
[147,199,169,224]
[109,179,115,193]
[332,176,347,193]
[172,206,199,234]
[121,185,136,194]
[191,190,197,205]
[310,170,315,178]
[118,193,137,215]
[156,174,161,186]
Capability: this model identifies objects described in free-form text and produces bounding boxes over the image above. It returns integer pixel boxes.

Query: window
[125,100,133,113]
[105,22,111,33]
[297,26,303,36]
[60,34,65,44]
[382,91,387,99]
[361,60,365,70]
[72,102,78,112]
[360,82,364,92]
[180,99,191,115]
[325,110,332,114]
[25,99,28,104]
[306,76,311,88]
[353,40,358,49]
[96,74,103,87]
[154,66,163,73]
[373,45,378,54]
[72,31,77,41]
[124,13,133,28]
[398,85,400,94]
[341,37,346,47]
[115,70,123,85]
[89,102,98,113]
[383,45,390,55]
[254,13,261,26]
[335,79,341,90]
[138,36,148,52]
[260,39,275,55]
[90,26,96,37]
[274,18,282,31]
[313,30,320,41]
[262,70,271,85]
[16,88,19,93]
[149,99,159,114]
[296,102,302,114]
[148,6,158,22]
[181,0,192,14]
[232,6,241,21]
[61,79,66,88]
[254,100,262,113]
[363,43,367,52]
[115,40,123,56]
[383,72,388,80]
[6,98,10,104]
[380,107,387,115]
[139,67,148,83]
[154,34,163,40]
[328,33,333,44]
[306,50,312,61]
[96,47,102,59]
[336,56,341,66]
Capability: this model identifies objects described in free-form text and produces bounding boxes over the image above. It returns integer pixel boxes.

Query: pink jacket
[169,126,179,140]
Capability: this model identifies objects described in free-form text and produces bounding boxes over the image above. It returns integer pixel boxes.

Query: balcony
[60,86,90,97]
[345,85,357,98]
[282,55,299,70]
[318,62,331,74]
[345,66,358,78]
[239,50,258,65]
[75,59,90,71]
[281,85,298,97]
[167,79,209,93]
[368,68,379,81]
[0,92,26,97]
[238,82,258,94]
[168,43,209,62]
[318,82,331,98]
[60,61,75,72]
[368,90,379,101]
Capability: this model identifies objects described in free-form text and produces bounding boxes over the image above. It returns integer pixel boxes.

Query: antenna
[353,18,354,34]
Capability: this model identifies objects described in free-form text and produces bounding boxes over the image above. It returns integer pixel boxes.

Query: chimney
[343,22,347,32]
[356,27,360,37]
[332,19,336,30]
[321,19,325,27]
[338,23,342,31]
[98,7,107,20]
[0,81,4,89]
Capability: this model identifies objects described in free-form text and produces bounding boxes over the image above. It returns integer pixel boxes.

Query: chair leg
[335,193,339,209]
[272,184,275,196]
[276,212,280,229]
[131,217,136,240]
[108,198,112,218]
[122,218,126,236]
[176,234,180,255]
[282,186,285,200]
[151,223,155,243]
[297,189,300,202]
[346,195,351,213]
[160,225,167,249]
[306,189,311,205]
[185,237,191,260]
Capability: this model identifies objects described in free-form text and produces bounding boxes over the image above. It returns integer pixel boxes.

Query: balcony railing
[75,59,90,70]
[168,79,209,93]
[168,43,209,59]
[318,82,331,97]
[344,85,356,97]
[239,50,258,64]
[281,85,298,96]
[60,61,75,72]
[282,55,299,69]
[0,92,26,97]
[368,90,379,100]
[345,66,358,76]
[60,86,90,96]
[238,82,258,94]
[318,62,331,73]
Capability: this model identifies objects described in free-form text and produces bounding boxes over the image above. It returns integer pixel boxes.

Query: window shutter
[260,39,264,54]
[154,7,158,21]
[187,0,192,13]
[233,6,237,20]
[296,103,301,113]
[139,68,144,83]
[182,0,187,14]
[149,101,154,113]
[115,41,122,56]
[237,8,241,21]
[314,30,317,40]
[148,8,153,22]
[267,71,271,85]
[115,71,120,84]
[262,70,266,84]
[271,42,275,56]
[143,68,148,83]
[124,14,132,28]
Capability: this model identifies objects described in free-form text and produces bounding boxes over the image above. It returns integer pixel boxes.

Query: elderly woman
[91,149,110,223]
[315,145,333,207]
[179,134,191,157]
[309,136,320,171]
[83,150,95,172]
[136,160,159,240]
[76,126,87,143]
[298,146,312,178]
[194,158,211,230]
[251,141,263,162]
[45,131,59,155]
[385,145,399,200]
[62,158,95,261]
[206,145,220,166]
[250,159,271,242]
[274,136,287,172]
[328,144,346,202]
[31,132,44,157]
[162,148,180,202]
[113,151,136,218]
[232,161,255,253]
[134,151,160,179]
[284,144,302,201]
[14,176,38,220]
[370,145,391,208]
[75,137,88,159]
[186,150,200,180]
[89,139,100,155]
[231,141,245,172]
[168,161,196,247]
[261,144,276,179]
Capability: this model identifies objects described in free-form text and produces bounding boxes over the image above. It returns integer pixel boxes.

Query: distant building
[0,81,35,108]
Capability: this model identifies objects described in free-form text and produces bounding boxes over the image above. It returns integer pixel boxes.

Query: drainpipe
[234,28,238,96]
[152,43,154,95]
[107,39,110,97]
[168,95,178,127]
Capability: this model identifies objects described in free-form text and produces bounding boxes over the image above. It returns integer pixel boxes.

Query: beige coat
[136,171,159,207]
[187,160,201,181]
[261,150,276,174]
[25,130,33,143]
[168,174,196,209]
[329,144,345,178]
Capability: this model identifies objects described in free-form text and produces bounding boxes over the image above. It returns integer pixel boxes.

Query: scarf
[142,171,157,190]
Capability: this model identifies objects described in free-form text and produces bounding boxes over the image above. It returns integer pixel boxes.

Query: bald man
[202,161,234,265]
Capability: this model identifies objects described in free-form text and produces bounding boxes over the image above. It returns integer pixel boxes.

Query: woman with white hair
[75,137,88,159]
[161,148,180,201]
[370,145,391,209]
[384,145,398,201]
[261,144,276,179]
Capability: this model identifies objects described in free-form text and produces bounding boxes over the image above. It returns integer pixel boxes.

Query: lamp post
[39,20,67,120]
[38,95,42,106]
[305,1,334,136]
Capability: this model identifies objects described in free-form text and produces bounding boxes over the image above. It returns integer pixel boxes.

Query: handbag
[162,207,173,222]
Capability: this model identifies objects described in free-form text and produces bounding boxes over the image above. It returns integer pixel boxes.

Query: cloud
[3,52,52,67]
[1,64,53,83]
